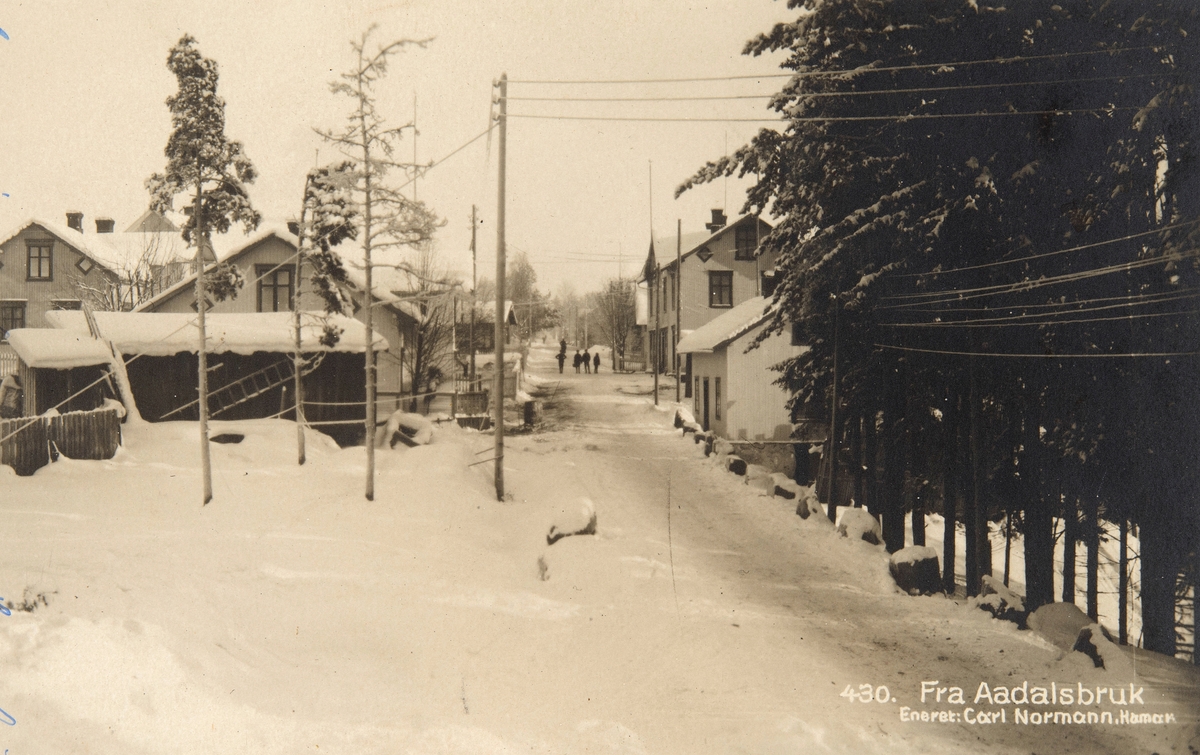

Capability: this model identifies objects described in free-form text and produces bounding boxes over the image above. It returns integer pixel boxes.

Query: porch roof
[5,329,114,369]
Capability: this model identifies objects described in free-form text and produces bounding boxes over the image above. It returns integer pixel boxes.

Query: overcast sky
[0,1,793,295]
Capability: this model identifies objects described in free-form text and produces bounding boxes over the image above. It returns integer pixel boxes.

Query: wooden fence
[0,349,16,377]
[0,407,122,476]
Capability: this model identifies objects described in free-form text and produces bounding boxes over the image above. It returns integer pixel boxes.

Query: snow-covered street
[0,344,1195,754]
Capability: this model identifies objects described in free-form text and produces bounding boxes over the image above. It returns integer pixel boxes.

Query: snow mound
[836,508,882,545]
[547,497,597,545]
[380,411,433,448]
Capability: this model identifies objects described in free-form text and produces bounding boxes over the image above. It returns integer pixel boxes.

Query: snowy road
[504,345,1198,754]
[0,345,1194,754]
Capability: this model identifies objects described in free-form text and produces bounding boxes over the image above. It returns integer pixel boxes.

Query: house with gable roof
[135,226,422,405]
[637,210,776,389]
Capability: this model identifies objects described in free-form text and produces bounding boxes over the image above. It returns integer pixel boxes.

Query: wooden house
[676,295,806,440]
[135,227,422,411]
[638,211,776,389]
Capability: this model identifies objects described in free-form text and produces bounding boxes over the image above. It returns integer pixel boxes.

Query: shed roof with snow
[45,311,386,356]
[676,296,773,354]
[5,329,114,369]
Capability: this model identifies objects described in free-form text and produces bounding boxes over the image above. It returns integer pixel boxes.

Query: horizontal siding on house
[0,224,119,328]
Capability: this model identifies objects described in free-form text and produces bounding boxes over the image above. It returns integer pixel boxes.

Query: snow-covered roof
[676,296,773,354]
[0,218,121,274]
[46,310,386,356]
[134,225,298,312]
[477,301,517,324]
[5,329,114,369]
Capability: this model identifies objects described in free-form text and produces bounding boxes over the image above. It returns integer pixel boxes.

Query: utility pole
[293,173,311,466]
[649,161,658,405]
[469,204,477,382]
[493,73,507,501]
[827,294,841,523]
[675,218,681,403]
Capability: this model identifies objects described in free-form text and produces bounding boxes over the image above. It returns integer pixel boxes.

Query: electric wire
[872,343,1200,359]
[507,106,1145,124]
[506,47,1161,85]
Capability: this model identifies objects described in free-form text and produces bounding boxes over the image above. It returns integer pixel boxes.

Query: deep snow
[0,343,1195,754]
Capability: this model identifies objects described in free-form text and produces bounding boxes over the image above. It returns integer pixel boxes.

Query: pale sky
[0,1,793,295]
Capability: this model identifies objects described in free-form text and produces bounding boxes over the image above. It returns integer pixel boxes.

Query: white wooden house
[676,295,806,440]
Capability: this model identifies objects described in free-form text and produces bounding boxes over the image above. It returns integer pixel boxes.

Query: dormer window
[734,224,757,260]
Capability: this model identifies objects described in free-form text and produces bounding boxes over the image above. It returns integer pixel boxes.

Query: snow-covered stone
[1027,603,1092,652]
[744,464,773,492]
[381,411,433,448]
[796,491,825,521]
[972,575,1026,626]
[682,421,703,435]
[837,508,882,545]
[769,472,798,500]
[888,546,940,595]
[712,438,734,457]
[674,407,695,429]
[547,497,597,545]
[724,455,747,476]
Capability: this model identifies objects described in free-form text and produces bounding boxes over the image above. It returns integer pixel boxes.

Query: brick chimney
[287,220,300,237]
[705,208,727,234]
[95,217,115,234]
[66,212,84,233]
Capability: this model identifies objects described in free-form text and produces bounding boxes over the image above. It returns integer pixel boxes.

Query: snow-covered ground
[0,344,1196,754]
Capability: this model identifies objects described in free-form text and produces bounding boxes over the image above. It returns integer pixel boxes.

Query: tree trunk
[964,370,980,596]
[1023,400,1054,612]
[1063,503,1078,604]
[1118,516,1128,645]
[1086,495,1099,621]
[1140,512,1179,656]
[941,394,958,595]
[850,414,865,509]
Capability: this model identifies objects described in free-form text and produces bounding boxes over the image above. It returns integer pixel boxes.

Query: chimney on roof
[705,209,727,234]
[66,212,84,233]
[287,220,300,237]
[95,217,115,234]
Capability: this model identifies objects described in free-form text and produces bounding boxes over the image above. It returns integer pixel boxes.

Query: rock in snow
[769,472,798,500]
[724,455,747,476]
[547,497,598,545]
[381,411,433,448]
[888,546,941,595]
[1026,602,1093,651]
[744,464,773,492]
[973,575,1026,626]
[837,508,882,545]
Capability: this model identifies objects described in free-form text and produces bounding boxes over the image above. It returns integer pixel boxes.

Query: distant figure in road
[559,338,567,354]
[593,352,600,374]
[573,351,582,373]
[556,351,566,373]
[582,350,591,374]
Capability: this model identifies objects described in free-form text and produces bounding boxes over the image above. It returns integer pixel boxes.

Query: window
[734,224,757,260]
[715,377,722,420]
[256,265,294,312]
[26,242,52,280]
[708,271,733,308]
[0,302,25,340]
[694,376,700,411]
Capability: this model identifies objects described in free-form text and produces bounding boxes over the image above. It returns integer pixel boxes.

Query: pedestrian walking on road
[573,351,582,373]
[556,351,566,373]
[593,352,600,374]
[582,350,591,374]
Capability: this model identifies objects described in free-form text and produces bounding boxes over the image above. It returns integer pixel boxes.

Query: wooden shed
[45,310,387,445]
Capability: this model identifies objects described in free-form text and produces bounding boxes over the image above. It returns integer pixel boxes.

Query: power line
[506,73,1165,104]
[891,287,1200,318]
[508,106,1145,125]
[873,343,1200,359]
[395,124,496,192]
[891,219,1200,279]
[507,47,1161,85]
[879,249,1200,307]
[881,306,1200,329]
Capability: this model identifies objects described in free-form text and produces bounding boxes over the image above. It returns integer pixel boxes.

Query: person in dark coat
[559,338,568,355]
[593,352,600,374]
[556,350,566,373]
[573,351,582,373]
[582,350,591,373]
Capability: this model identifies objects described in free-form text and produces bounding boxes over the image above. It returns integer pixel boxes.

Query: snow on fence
[0,407,122,476]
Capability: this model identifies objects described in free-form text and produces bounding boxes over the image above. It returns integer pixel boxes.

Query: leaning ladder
[160,355,321,421]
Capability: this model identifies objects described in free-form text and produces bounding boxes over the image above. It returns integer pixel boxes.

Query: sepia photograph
[0,1,1198,752]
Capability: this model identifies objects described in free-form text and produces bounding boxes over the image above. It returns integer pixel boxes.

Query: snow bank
[836,508,882,545]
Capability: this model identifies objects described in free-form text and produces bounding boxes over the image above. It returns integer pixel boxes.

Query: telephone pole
[493,73,507,501]
[469,204,477,382]
[675,218,682,403]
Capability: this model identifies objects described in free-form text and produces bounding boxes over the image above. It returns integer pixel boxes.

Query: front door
[702,377,710,431]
